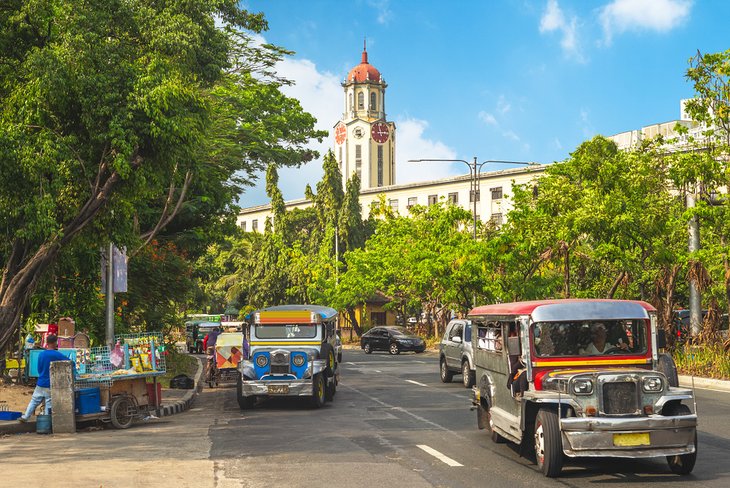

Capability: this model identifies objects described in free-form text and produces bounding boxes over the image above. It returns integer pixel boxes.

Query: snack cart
[74,332,166,429]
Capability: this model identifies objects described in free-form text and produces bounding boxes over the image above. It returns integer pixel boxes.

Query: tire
[534,408,563,477]
[312,373,326,408]
[389,342,400,355]
[363,342,372,354]
[236,373,255,409]
[657,353,679,387]
[321,343,335,377]
[664,404,697,475]
[110,396,135,429]
[462,361,475,388]
[325,377,337,401]
[440,357,454,383]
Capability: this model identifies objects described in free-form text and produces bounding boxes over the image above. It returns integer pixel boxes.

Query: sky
[239,0,728,207]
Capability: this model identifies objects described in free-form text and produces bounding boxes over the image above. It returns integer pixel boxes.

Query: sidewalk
[0,356,204,436]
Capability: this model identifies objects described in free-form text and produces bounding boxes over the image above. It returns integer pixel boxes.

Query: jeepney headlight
[292,354,306,367]
[255,354,269,367]
[572,378,593,395]
[642,376,663,392]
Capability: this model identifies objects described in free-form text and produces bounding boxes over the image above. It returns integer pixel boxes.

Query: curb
[158,355,204,418]
[678,374,730,392]
[0,355,205,435]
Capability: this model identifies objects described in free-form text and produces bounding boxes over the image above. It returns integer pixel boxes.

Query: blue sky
[240,0,727,207]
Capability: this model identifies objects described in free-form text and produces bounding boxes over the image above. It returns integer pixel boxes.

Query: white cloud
[599,0,692,45]
[367,0,394,25]
[478,111,498,125]
[394,117,458,183]
[539,0,584,62]
[503,130,521,142]
[497,95,511,114]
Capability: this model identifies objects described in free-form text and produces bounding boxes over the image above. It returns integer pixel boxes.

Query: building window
[371,312,386,326]
[370,92,376,110]
[490,213,503,225]
[355,144,362,179]
[339,146,343,170]
[407,197,417,208]
[349,93,353,112]
[448,192,458,204]
[377,145,383,187]
[240,221,246,231]
[491,187,503,200]
[358,92,364,109]
[252,219,258,232]
[389,199,398,211]
[428,194,438,206]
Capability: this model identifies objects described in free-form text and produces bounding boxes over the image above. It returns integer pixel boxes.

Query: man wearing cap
[19,334,73,422]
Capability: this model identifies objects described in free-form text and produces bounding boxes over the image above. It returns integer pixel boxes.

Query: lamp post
[408,157,537,239]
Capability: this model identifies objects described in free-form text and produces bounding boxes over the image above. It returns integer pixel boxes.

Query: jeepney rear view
[469,299,697,477]
[236,305,339,409]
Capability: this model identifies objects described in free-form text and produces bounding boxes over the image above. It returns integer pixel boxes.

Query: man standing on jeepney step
[19,334,75,422]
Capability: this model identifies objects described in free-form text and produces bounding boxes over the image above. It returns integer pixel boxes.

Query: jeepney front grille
[270,351,290,375]
[602,382,638,415]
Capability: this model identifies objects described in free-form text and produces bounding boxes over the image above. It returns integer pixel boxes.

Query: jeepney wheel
[534,408,563,477]
[110,395,136,429]
[665,404,697,475]
[363,342,372,354]
[312,373,326,408]
[462,361,475,388]
[440,357,453,383]
[389,342,400,355]
[321,343,335,377]
[325,377,337,401]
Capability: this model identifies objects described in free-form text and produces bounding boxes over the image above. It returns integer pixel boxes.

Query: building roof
[346,46,382,83]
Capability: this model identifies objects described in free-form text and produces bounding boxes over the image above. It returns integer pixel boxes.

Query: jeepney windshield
[531,319,647,358]
[254,323,318,339]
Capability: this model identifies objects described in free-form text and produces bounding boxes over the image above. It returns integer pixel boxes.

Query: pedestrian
[19,334,74,422]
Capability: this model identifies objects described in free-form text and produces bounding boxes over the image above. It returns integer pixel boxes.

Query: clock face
[335,123,346,145]
[371,122,389,143]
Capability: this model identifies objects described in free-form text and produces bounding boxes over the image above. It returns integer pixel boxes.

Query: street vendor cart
[74,333,166,429]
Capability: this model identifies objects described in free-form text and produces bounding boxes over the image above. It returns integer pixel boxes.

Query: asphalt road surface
[3,348,730,487]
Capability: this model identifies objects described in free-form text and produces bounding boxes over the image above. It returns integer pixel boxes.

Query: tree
[0,1,325,351]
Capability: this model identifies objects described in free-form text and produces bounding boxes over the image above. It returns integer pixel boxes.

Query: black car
[360,326,426,355]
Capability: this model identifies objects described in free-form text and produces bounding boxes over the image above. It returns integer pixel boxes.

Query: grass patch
[674,343,730,380]
[159,347,199,388]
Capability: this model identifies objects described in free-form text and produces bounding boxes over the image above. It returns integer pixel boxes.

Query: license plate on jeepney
[613,432,650,447]
[267,385,289,395]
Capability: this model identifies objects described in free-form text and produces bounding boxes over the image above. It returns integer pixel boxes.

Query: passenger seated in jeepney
[579,322,629,355]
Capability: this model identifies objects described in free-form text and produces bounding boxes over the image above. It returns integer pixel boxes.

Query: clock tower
[334,42,396,190]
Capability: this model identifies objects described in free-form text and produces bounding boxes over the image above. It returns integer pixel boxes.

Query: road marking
[406,379,428,387]
[417,445,463,467]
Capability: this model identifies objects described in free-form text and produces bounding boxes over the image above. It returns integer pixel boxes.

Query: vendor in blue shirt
[19,334,75,422]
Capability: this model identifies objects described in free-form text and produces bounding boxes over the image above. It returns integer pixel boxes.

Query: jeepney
[236,304,339,409]
[469,299,697,477]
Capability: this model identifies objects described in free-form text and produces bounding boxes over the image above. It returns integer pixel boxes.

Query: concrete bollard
[50,361,76,434]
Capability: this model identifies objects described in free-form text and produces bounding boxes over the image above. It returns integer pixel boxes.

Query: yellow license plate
[267,385,289,395]
[613,432,650,447]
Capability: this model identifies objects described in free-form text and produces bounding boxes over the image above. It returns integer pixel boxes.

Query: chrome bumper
[560,414,697,458]
[241,379,314,397]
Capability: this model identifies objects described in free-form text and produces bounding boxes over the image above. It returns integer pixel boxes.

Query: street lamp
[408,157,537,239]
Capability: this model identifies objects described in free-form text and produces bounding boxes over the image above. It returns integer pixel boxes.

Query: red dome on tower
[346,44,382,83]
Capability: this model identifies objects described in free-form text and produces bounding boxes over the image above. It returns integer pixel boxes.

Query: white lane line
[417,445,463,467]
[406,379,428,387]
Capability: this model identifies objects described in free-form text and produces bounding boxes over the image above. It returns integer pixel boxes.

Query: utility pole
[687,188,702,337]
[105,242,115,347]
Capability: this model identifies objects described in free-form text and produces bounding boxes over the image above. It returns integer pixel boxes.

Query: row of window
[240,219,258,232]
[387,187,502,209]
[349,91,379,112]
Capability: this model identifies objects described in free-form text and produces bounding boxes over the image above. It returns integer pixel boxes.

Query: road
[2,349,729,487]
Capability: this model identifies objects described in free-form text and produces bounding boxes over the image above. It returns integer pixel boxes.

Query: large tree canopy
[0,0,325,350]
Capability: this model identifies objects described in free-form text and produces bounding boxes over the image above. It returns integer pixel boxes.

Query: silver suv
[439,319,475,387]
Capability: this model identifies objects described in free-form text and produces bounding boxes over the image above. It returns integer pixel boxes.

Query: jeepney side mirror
[506,336,521,355]
[656,329,667,349]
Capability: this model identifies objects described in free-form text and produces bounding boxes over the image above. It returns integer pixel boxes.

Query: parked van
[469,299,697,477]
